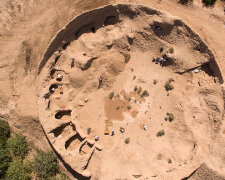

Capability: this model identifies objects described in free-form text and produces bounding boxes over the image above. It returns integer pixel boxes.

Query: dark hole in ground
[50,69,55,78]
[127,37,134,45]
[63,42,70,50]
[54,55,60,64]
[107,43,113,50]
[71,58,75,68]
[49,84,58,93]
[56,77,62,82]
[162,55,175,67]
[91,27,96,33]
[55,110,72,119]
[104,16,118,26]
[50,123,70,137]
[47,100,50,109]
[79,142,93,155]
[65,134,84,150]
[152,22,174,37]
[201,63,214,77]
[80,57,97,71]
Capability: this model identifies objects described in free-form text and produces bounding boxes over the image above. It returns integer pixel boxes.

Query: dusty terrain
[0,0,225,180]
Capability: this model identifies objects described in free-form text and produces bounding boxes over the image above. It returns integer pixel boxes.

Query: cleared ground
[37,4,224,179]
[0,0,225,180]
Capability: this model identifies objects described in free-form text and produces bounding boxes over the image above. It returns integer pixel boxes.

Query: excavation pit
[37,4,224,179]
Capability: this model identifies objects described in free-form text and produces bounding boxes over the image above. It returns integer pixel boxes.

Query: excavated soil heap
[37,4,224,180]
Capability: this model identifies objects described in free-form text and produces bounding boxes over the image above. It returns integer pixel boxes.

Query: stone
[84,98,89,103]
[78,100,84,106]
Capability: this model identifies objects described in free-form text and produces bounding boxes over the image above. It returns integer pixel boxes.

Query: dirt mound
[34,3,224,180]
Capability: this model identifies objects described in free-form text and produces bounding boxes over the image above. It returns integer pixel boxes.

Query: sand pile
[37,4,224,179]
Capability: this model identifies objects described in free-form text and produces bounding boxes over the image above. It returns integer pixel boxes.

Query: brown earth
[0,0,225,180]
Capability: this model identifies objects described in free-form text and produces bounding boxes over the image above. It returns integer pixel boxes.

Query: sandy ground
[0,0,225,180]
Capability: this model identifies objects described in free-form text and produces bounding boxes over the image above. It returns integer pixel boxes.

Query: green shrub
[58,173,69,180]
[141,90,149,97]
[156,130,165,137]
[137,87,142,94]
[125,137,130,144]
[33,151,59,179]
[202,0,217,6]
[168,47,174,54]
[7,134,29,159]
[0,146,12,179]
[164,81,174,91]
[109,92,114,99]
[165,113,175,122]
[0,120,10,146]
[127,106,132,110]
[6,159,31,180]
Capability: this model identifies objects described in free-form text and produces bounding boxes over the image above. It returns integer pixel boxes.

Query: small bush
[137,87,142,94]
[156,130,165,137]
[48,173,69,180]
[23,160,33,173]
[202,0,217,6]
[33,151,59,179]
[127,106,132,110]
[6,159,31,180]
[133,75,136,80]
[125,137,130,144]
[109,92,114,99]
[0,120,10,146]
[58,173,69,180]
[141,90,149,97]
[179,0,193,5]
[164,81,174,91]
[168,47,174,54]
[0,147,12,179]
[165,112,175,122]
[153,79,158,85]
[134,86,138,91]
[7,134,29,159]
